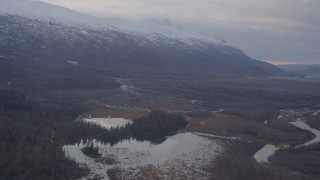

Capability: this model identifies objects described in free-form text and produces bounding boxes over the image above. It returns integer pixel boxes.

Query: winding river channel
[254,109,320,164]
[290,120,320,148]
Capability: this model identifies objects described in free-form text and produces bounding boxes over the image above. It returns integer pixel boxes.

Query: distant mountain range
[0,0,283,90]
[278,64,320,74]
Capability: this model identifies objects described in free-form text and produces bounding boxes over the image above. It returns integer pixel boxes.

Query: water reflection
[63,132,221,180]
[81,117,132,130]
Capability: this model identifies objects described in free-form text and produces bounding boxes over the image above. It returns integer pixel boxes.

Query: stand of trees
[0,89,87,180]
[68,110,188,147]
[81,145,101,158]
[129,110,188,137]
[0,89,188,179]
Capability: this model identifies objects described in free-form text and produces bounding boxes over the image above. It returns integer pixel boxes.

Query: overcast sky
[38,0,320,64]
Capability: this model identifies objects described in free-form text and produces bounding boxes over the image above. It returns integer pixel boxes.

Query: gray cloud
[38,0,320,64]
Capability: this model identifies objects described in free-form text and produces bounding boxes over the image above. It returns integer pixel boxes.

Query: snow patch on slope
[106,17,230,47]
[0,0,231,49]
[0,0,110,27]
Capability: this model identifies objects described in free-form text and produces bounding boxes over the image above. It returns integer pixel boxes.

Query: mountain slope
[0,0,105,24]
[0,1,283,90]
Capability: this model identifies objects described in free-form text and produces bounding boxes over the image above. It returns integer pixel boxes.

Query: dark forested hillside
[0,90,189,179]
[0,89,88,179]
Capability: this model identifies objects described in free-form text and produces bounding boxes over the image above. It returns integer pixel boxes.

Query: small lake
[253,144,279,164]
[81,117,132,130]
[63,132,222,179]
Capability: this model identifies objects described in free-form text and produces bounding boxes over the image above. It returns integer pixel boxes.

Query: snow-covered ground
[0,0,109,26]
[106,17,230,48]
[253,144,279,164]
[313,110,320,116]
[85,99,150,112]
[212,109,228,114]
[67,60,78,66]
[200,109,229,125]
[63,132,222,180]
[191,99,204,105]
[193,132,240,140]
[80,117,132,130]
[1,0,231,50]
[115,78,141,96]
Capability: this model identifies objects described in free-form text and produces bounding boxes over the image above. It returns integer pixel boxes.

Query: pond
[81,117,132,130]
[253,144,279,164]
[63,132,222,180]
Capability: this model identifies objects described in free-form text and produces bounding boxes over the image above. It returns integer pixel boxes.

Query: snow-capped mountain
[0,0,283,90]
[105,17,230,47]
[0,0,106,25]
[1,0,229,47]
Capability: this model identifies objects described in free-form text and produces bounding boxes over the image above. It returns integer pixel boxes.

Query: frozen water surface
[63,132,222,179]
[253,144,279,164]
[290,120,320,147]
[82,117,132,130]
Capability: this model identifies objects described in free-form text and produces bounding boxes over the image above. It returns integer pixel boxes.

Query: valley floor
[53,76,320,180]
[1,75,320,180]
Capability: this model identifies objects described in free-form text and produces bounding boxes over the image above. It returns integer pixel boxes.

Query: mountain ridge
[0,1,283,90]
